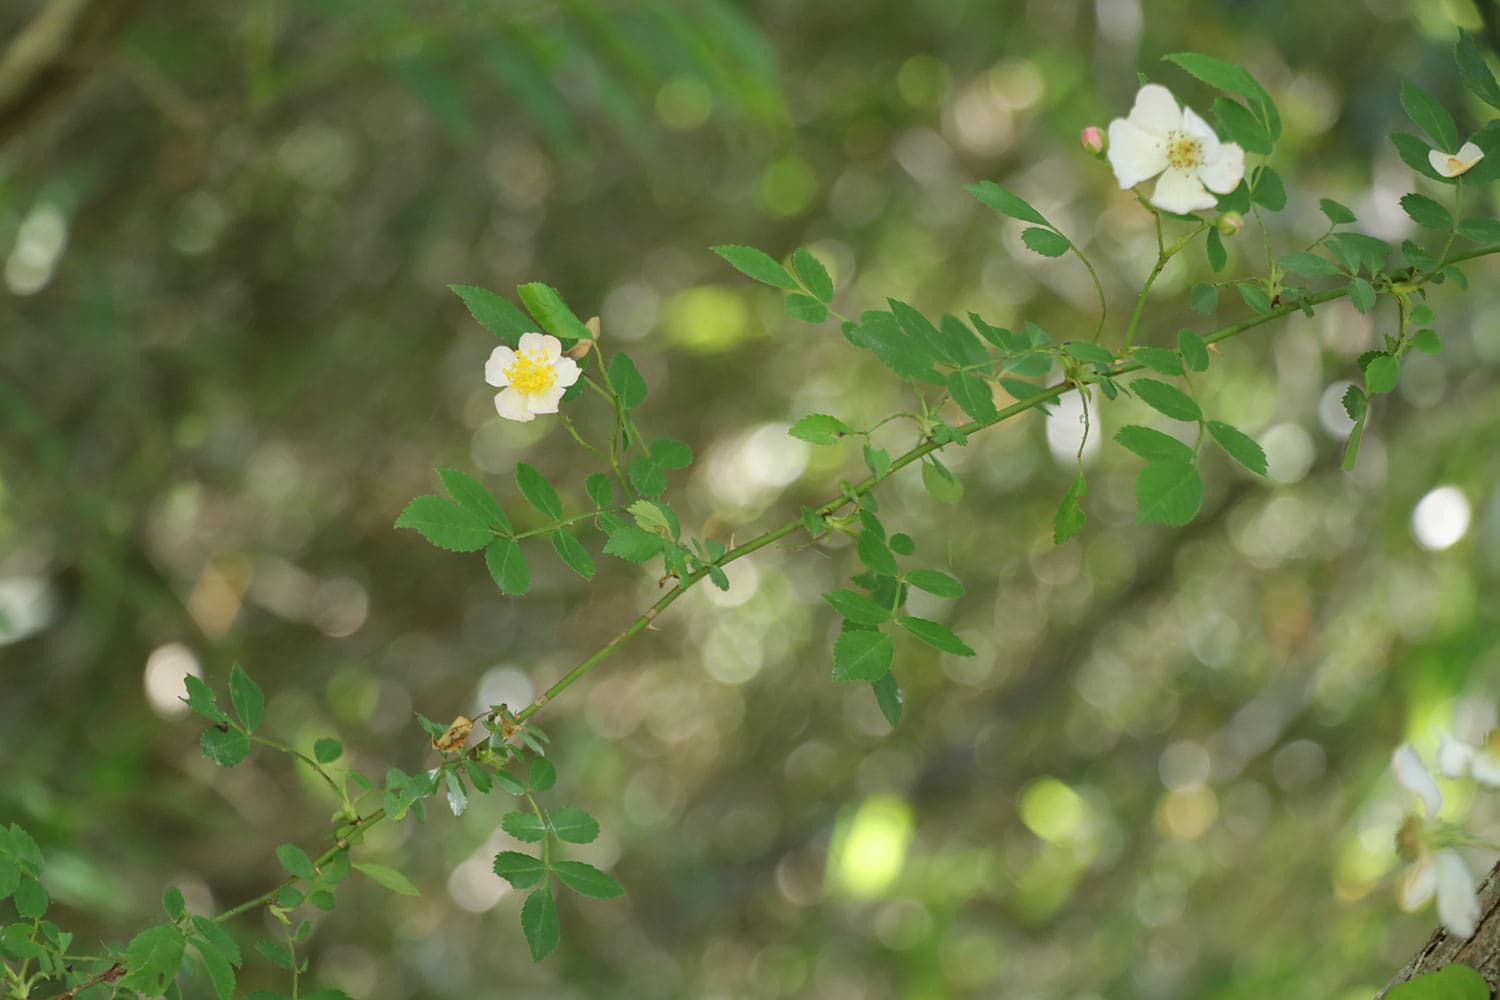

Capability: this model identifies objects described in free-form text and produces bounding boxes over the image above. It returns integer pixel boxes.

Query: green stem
[249,736,349,813]
[1122,222,1209,352]
[1068,244,1108,343]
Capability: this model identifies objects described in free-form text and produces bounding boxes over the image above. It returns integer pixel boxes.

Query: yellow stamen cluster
[1165,130,1203,170]
[505,350,557,394]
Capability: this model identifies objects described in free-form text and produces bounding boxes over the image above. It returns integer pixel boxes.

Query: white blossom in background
[1438,731,1500,788]
[1391,743,1481,938]
[1106,84,1246,214]
[1429,141,1484,178]
[485,332,581,422]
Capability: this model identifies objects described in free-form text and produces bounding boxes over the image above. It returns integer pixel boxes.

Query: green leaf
[1131,346,1183,376]
[514,463,563,521]
[228,663,263,735]
[1326,233,1393,274]
[584,472,613,508]
[847,308,940,383]
[275,844,317,880]
[966,181,1049,225]
[1131,378,1201,422]
[189,938,236,1000]
[1206,421,1268,476]
[201,726,250,768]
[529,757,557,791]
[1280,252,1344,278]
[823,589,893,626]
[603,525,664,562]
[485,538,530,596]
[1347,277,1376,313]
[871,672,902,728]
[395,496,492,552]
[906,569,964,598]
[1457,33,1500,110]
[493,771,526,796]
[313,738,342,764]
[791,247,834,302]
[1205,227,1227,272]
[1320,198,1357,225]
[857,529,900,577]
[1401,193,1453,230]
[191,915,241,967]
[449,284,533,345]
[1061,341,1116,367]
[947,371,999,423]
[898,617,974,655]
[1115,425,1194,464]
[1053,471,1087,544]
[521,889,560,961]
[549,807,600,844]
[1412,328,1443,354]
[1135,462,1203,527]
[0,857,18,900]
[649,437,693,469]
[712,245,798,290]
[1212,96,1271,153]
[352,862,420,896]
[445,770,469,817]
[789,413,853,445]
[13,877,46,918]
[832,630,894,682]
[551,530,594,581]
[553,861,625,899]
[626,499,674,537]
[1190,283,1218,315]
[181,675,227,724]
[438,468,512,533]
[1458,217,1500,244]
[628,455,666,497]
[1164,52,1279,139]
[1177,330,1209,372]
[1385,963,1490,1000]
[121,925,187,995]
[1391,131,1447,182]
[1251,166,1286,211]
[1236,282,1272,315]
[921,460,964,504]
[1401,80,1458,152]
[516,282,591,343]
[1365,354,1401,394]
[1021,227,1070,257]
[606,353,648,409]
[492,851,547,889]
[163,886,185,921]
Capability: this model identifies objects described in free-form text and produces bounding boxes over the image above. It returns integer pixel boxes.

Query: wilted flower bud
[1080,125,1106,156]
[1217,211,1244,237]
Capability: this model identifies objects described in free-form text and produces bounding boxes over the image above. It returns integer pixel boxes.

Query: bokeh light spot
[143,643,203,719]
[827,794,913,898]
[1411,485,1470,551]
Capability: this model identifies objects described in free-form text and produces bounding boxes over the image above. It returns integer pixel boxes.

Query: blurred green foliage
[3,0,1500,997]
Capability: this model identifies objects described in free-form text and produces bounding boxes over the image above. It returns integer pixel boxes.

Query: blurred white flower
[1391,743,1480,938]
[1429,141,1484,178]
[1438,730,1500,788]
[1106,84,1246,214]
[485,332,581,423]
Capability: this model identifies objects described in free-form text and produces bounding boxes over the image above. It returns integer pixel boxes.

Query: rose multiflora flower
[1106,84,1246,215]
[1391,743,1481,938]
[1438,730,1500,787]
[1429,141,1484,178]
[485,332,582,423]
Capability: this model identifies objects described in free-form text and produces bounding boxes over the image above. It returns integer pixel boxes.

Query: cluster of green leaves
[406,284,728,593]
[0,824,68,998]
[489,756,622,961]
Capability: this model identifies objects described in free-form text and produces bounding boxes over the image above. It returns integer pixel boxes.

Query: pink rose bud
[1080,126,1106,156]
[1217,211,1244,237]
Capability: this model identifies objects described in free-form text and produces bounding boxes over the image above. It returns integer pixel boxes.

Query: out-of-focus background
[3,1,1499,997]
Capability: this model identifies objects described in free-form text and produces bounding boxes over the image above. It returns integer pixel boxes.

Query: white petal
[1392,744,1443,816]
[1197,143,1245,194]
[1128,84,1183,135]
[1457,141,1485,165]
[1434,850,1479,938]
[517,332,552,357]
[1180,105,1221,160]
[495,389,535,422]
[527,386,566,415]
[485,346,517,387]
[1107,118,1168,188]
[1150,167,1216,214]
[1437,733,1476,779]
[1399,856,1437,910]
[1429,148,1458,177]
[1471,750,1500,788]
[553,356,582,388]
[1428,143,1483,178]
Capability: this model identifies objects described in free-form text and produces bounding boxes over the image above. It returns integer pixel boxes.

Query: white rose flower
[1106,84,1247,215]
[485,332,582,423]
[1429,141,1485,178]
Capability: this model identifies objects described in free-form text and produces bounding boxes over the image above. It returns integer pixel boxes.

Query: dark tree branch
[0,0,140,145]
